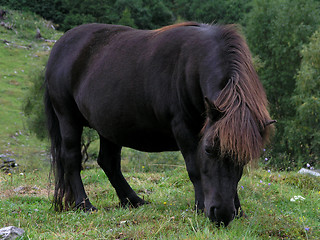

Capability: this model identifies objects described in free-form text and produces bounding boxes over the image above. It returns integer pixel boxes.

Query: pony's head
[197,25,275,226]
[198,127,243,226]
[198,97,275,226]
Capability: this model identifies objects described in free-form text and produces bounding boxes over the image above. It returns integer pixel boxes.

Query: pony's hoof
[86,206,98,213]
[120,198,148,208]
[235,209,247,219]
[75,199,97,212]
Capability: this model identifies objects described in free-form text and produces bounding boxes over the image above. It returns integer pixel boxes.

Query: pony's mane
[204,25,274,163]
[152,22,200,35]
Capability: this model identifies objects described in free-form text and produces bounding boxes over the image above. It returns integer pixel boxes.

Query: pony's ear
[204,96,216,120]
[265,120,277,126]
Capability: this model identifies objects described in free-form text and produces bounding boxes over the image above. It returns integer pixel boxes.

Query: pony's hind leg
[58,118,96,211]
[98,136,146,207]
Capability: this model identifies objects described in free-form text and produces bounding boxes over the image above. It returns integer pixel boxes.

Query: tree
[0,0,67,26]
[244,0,320,168]
[114,0,173,29]
[169,0,250,24]
[118,7,137,28]
[1,0,250,31]
[245,0,320,119]
[285,29,320,168]
[60,0,117,30]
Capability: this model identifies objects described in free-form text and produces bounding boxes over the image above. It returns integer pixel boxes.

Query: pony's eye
[204,145,214,155]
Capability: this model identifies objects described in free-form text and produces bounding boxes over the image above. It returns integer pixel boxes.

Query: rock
[0,10,7,20]
[298,168,320,177]
[0,154,17,173]
[35,28,42,39]
[0,226,25,240]
[13,186,26,193]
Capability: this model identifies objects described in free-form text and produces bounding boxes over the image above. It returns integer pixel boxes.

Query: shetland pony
[45,22,274,226]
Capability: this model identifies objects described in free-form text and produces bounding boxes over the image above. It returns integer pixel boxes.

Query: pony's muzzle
[208,206,236,227]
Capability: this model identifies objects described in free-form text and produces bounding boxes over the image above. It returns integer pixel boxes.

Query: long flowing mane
[205,25,274,163]
[152,21,200,35]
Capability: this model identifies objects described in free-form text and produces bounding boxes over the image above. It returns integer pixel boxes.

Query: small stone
[0,226,25,239]
[13,186,25,193]
[119,220,128,225]
[298,168,320,177]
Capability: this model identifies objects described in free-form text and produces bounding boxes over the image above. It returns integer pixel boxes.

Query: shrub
[23,68,47,140]
[23,68,99,162]
[285,29,320,168]
[245,0,320,169]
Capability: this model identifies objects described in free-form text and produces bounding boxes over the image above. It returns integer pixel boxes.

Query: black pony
[45,22,274,226]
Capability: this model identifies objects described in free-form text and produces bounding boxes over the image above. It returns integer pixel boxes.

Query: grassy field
[1,165,319,239]
[0,9,319,239]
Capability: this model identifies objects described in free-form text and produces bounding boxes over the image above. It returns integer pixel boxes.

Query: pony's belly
[123,139,179,152]
[99,127,179,152]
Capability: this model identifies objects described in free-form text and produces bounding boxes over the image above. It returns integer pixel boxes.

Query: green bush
[168,0,250,24]
[1,0,251,32]
[23,67,99,162]
[23,68,47,140]
[118,7,137,28]
[245,0,320,169]
[0,0,66,26]
[285,29,320,168]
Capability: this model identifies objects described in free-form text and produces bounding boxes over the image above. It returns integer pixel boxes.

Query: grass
[1,167,319,239]
[0,7,61,172]
[0,8,319,240]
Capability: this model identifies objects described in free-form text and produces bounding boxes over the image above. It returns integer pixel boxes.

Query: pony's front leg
[182,151,205,211]
[235,190,246,218]
[98,136,146,207]
[172,121,204,211]
[235,169,246,218]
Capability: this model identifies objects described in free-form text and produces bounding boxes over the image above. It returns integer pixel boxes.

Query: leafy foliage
[23,67,99,162]
[285,29,320,167]
[245,0,320,168]
[118,7,137,28]
[0,0,66,26]
[245,0,320,119]
[1,0,250,31]
[171,0,250,24]
[23,69,47,140]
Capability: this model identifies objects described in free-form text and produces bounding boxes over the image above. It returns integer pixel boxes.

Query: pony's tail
[212,25,274,163]
[45,81,74,211]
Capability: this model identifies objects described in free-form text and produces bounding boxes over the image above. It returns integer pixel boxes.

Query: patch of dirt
[9,79,19,86]
[1,185,51,198]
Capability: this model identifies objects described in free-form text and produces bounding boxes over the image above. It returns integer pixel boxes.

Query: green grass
[0,7,60,171]
[0,8,319,240]
[1,168,319,239]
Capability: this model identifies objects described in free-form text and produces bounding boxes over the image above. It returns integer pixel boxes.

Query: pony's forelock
[204,25,274,163]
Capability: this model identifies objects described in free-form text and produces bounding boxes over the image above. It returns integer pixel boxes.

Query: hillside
[0,9,319,239]
[0,8,62,170]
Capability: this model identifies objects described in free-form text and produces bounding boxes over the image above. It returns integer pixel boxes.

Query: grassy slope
[1,168,319,239]
[0,9,319,240]
[0,8,61,171]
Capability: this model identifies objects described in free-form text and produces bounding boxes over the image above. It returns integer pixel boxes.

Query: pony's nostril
[209,206,217,221]
[232,210,236,220]
[209,206,235,227]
